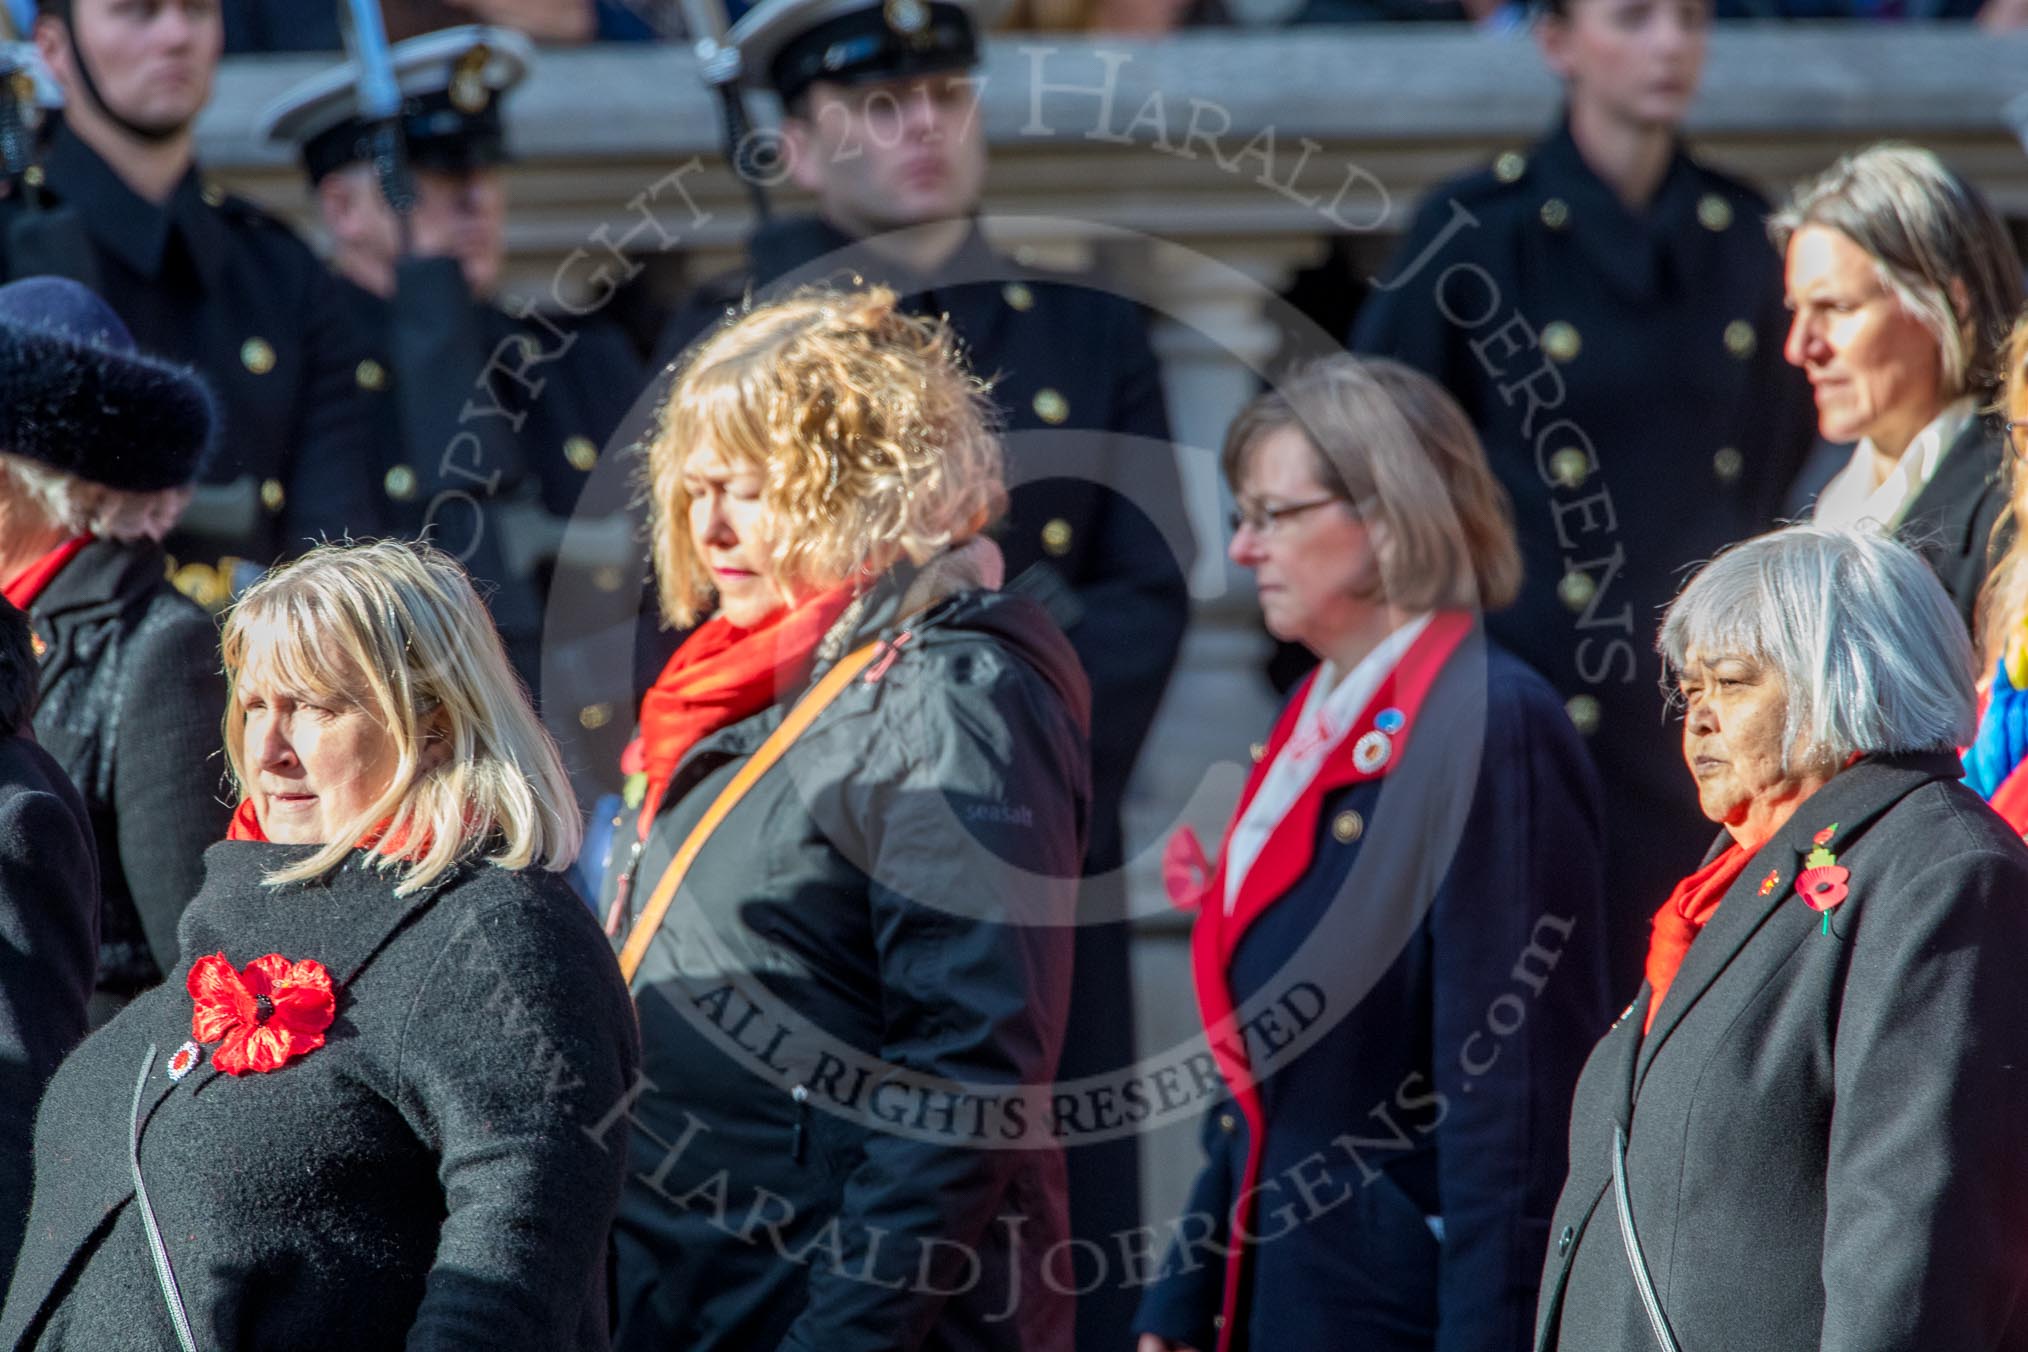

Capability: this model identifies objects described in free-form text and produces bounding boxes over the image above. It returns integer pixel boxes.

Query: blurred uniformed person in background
[2,0,384,608]
[656,0,1194,1342]
[1353,0,1815,991]
[259,24,644,694]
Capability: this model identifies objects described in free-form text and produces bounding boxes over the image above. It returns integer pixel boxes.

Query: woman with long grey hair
[1538,523,2028,1350]
[1778,143,2024,630]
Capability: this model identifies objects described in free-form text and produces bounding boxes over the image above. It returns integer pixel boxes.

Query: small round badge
[1374,707,1406,735]
[1352,729,1392,774]
[166,1040,203,1082]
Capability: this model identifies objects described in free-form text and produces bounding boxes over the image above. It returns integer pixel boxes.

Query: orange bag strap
[616,639,885,985]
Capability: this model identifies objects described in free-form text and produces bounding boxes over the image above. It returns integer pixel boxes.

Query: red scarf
[1642,843,1750,1033]
[3,536,89,609]
[226,797,431,857]
[625,585,857,836]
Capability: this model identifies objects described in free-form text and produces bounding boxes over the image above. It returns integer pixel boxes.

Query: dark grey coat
[0,841,640,1351]
[27,538,231,998]
[600,565,1092,1352]
[1537,752,2028,1352]
[0,731,98,1287]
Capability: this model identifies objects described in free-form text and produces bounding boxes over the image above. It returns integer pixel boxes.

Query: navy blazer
[1135,617,1611,1352]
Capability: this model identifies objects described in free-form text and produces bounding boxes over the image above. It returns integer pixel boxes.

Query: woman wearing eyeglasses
[1777,143,2023,632]
[1132,355,1610,1352]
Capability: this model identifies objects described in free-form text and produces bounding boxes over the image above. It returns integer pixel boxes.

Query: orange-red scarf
[624,585,857,836]
[3,535,89,609]
[226,797,431,858]
[1642,843,1750,1034]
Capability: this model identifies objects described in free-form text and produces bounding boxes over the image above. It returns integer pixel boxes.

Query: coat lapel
[1902,416,2001,552]
[1635,751,1961,1087]
[1221,612,1473,950]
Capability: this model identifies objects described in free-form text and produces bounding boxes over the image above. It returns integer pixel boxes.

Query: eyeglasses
[2008,420,2028,462]
[1227,494,1346,537]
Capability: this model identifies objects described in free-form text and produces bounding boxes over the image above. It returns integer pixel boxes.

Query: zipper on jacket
[862,630,914,684]
[791,1084,810,1163]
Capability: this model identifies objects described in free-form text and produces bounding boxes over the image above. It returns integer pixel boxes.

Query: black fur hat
[0,276,217,492]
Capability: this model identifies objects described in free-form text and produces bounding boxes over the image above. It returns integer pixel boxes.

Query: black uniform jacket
[657,215,1189,866]
[1538,752,2028,1352]
[601,554,1091,1352]
[0,843,640,1351]
[0,730,98,1288]
[0,122,383,585]
[26,539,230,998]
[1354,121,1817,968]
[338,257,645,689]
[1894,415,2010,634]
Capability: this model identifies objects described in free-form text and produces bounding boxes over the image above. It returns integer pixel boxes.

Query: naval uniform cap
[732,0,1011,104]
[255,24,533,184]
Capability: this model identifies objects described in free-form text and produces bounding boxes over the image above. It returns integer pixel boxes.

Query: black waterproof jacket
[602,556,1092,1352]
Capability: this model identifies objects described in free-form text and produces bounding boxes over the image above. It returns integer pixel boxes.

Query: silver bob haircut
[1769,143,2023,400]
[1659,524,1975,773]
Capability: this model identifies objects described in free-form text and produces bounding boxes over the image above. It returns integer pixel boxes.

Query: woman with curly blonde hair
[601,287,1092,1352]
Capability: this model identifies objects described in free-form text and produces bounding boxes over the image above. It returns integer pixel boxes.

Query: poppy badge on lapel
[187,952,337,1075]
[1352,730,1392,774]
[165,1040,203,1082]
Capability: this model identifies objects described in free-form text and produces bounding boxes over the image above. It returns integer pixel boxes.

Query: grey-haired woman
[1538,523,2028,1350]
[0,276,230,1015]
[1779,143,2024,631]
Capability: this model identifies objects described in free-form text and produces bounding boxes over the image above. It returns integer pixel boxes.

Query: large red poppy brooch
[1794,823,1850,936]
[184,953,337,1076]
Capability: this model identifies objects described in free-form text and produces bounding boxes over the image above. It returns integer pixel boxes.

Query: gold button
[1033,388,1068,425]
[1549,446,1590,489]
[201,181,225,209]
[1002,282,1034,311]
[383,465,417,501]
[241,337,276,375]
[1332,810,1364,844]
[259,478,285,513]
[1541,322,1581,363]
[1218,1113,1237,1134]
[171,561,226,611]
[1558,569,1596,612]
[1565,694,1601,736]
[1041,518,1073,557]
[593,566,624,593]
[565,435,599,472]
[1723,320,1756,359]
[355,358,387,391]
[22,164,42,189]
[1713,446,1744,484]
[1493,151,1527,183]
[578,702,612,731]
[1539,198,1569,230]
[1249,741,1266,764]
[1697,193,1734,232]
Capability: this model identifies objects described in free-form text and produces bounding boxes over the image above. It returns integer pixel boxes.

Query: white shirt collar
[1813,395,1981,532]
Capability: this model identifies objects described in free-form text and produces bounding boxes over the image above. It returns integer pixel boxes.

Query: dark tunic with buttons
[657,214,1192,1344]
[335,257,645,695]
[1353,120,1816,989]
[0,842,640,1352]
[0,121,385,602]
